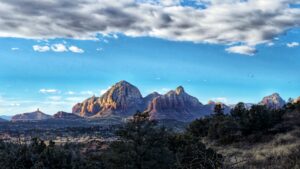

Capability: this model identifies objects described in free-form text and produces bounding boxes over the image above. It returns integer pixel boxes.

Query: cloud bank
[1,0,300,54]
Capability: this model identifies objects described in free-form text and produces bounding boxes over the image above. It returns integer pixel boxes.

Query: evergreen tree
[169,133,223,169]
[102,111,174,169]
[214,103,225,117]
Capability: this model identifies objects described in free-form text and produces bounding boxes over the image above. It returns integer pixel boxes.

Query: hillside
[11,109,52,122]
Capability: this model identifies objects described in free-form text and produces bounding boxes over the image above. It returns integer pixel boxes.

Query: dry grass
[205,128,300,168]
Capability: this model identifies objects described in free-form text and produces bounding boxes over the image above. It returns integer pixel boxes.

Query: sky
[0,0,300,115]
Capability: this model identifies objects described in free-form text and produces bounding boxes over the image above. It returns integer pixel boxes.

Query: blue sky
[0,0,300,115]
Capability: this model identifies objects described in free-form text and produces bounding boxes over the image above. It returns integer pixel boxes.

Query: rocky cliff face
[259,93,286,109]
[72,96,100,117]
[143,92,161,108]
[72,81,235,121]
[146,86,204,121]
[12,109,52,122]
[53,111,83,120]
[72,81,144,118]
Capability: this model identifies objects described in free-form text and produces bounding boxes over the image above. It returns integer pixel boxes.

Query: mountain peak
[73,80,144,117]
[266,93,283,100]
[175,86,185,94]
[271,93,280,97]
[115,80,132,86]
[146,86,203,122]
[259,93,286,109]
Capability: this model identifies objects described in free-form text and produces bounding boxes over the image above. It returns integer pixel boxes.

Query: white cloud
[211,97,228,104]
[39,89,60,94]
[287,42,299,48]
[225,45,257,56]
[47,96,62,101]
[66,91,76,95]
[113,34,119,39]
[11,47,19,51]
[33,43,84,53]
[33,45,50,52]
[10,103,20,107]
[68,45,84,53]
[0,0,299,54]
[51,44,68,52]
[155,88,171,94]
[96,48,103,52]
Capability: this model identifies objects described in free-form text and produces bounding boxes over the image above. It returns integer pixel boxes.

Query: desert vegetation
[1,101,300,169]
[188,100,300,168]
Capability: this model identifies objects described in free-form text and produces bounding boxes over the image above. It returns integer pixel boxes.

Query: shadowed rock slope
[146,86,204,121]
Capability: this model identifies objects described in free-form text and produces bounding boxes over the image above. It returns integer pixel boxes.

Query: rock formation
[12,109,52,122]
[259,93,286,109]
[73,81,144,118]
[146,86,204,121]
[72,81,235,121]
[143,92,161,108]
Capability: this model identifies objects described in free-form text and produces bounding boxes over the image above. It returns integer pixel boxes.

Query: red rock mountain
[73,81,144,118]
[259,93,286,109]
[72,81,233,121]
[146,86,204,121]
[12,109,52,122]
[143,92,161,107]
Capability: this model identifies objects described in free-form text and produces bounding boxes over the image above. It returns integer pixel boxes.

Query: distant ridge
[53,111,83,120]
[0,117,7,122]
[11,109,52,122]
[0,115,12,121]
[7,81,291,122]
